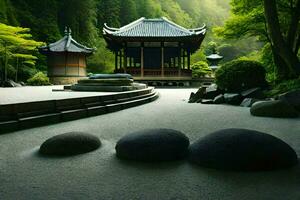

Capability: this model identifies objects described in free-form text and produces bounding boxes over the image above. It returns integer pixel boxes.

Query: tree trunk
[4,42,8,81]
[263,0,300,78]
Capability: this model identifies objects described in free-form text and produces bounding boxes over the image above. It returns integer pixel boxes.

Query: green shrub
[215,59,267,92]
[266,78,300,97]
[191,61,212,78]
[27,72,51,86]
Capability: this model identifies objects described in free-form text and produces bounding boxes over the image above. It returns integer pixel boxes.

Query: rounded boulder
[116,129,190,161]
[250,100,299,118]
[189,128,298,171]
[40,132,101,156]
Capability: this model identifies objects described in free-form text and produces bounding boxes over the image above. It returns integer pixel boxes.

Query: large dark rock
[241,88,265,99]
[240,98,259,107]
[115,129,190,162]
[201,99,214,104]
[213,94,225,104]
[224,93,243,105]
[250,100,299,118]
[279,89,300,111]
[204,84,222,99]
[39,132,101,156]
[189,128,298,171]
[2,80,21,87]
[189,87,206,103]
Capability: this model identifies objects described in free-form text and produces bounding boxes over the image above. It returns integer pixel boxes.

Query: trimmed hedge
[191,61,212,78]
[27,72,51,86]
[215,60,267,92]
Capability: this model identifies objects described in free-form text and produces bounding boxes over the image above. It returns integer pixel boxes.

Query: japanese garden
[0,0,300,199]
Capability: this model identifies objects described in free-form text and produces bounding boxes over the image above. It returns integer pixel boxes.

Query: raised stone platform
[70,73,147,92]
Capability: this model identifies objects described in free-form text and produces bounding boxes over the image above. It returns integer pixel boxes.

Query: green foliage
[0,23,44,81]
[215,59,267,92]
[267,78,300,97]
[191,61,212,78]
[0,0,235,75]
[87,38,115,74]
[215,0,300,80]
[27,71,50,85]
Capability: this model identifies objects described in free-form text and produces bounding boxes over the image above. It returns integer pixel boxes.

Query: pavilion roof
[103,17,206,38]
[206,53,223,60]
[39,28,95,55]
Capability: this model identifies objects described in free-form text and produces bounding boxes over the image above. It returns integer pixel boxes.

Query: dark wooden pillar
[178,48,182,77]
[119,50,122,70]
[124,49,127,73]
[161,42,164,77]
[182,49,185,70]
[188,49,191,70]
[141,43,144,77]
[115,52,118,71]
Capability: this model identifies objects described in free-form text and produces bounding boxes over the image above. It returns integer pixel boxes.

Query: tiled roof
[103,17,206,38]
[40,28,95,54]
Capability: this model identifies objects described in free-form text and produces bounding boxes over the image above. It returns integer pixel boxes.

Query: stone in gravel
[189,87,206,103]
[201,99,214,104]
[204,84,221,99]
[240,98,259,107]
[213,94,225,104]
[279,89,300,111]
[39,132,101,156]
[115,129,190,162]
[250,100,299,118]
[188,128,298,171]
[224,93,242,105]
[241,88,265,99]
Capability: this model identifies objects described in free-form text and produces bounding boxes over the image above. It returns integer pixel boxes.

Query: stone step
[0,88,158,134]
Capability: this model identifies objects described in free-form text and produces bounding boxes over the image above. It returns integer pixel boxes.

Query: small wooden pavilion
[103,17,206,79]
[39,28,95,85]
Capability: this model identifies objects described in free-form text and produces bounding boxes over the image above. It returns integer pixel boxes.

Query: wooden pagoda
[103,17,206,80]
[39,28,95,85]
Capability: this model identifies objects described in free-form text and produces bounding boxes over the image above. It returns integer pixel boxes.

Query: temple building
[40,28,95,85]
[103,17,206,80]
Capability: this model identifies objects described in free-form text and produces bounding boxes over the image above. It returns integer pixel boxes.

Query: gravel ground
[0,86,116,104]
[0,88,299,200]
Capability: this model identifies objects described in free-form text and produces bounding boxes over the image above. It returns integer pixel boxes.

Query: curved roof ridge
[161,17,192,35]
[119,17,145,31]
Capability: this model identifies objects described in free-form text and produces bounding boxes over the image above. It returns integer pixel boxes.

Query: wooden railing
[115,68,192,77]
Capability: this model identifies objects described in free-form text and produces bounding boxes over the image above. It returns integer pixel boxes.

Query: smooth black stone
[189,128,298,171]
[250,100,299,118]
[116,129,190,162]
[213,94,225,104]
[89,73,132,80]
[279,89,300,111]
[224,93,242,105]
[40,132,101,156]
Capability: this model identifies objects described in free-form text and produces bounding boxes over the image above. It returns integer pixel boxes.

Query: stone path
[0,89,299,200]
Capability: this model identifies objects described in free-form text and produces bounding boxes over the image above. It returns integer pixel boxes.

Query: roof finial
[64,26,68,36]
[68,27,72,36]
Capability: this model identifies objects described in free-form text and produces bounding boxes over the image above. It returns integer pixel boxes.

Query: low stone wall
[50,77,87,85]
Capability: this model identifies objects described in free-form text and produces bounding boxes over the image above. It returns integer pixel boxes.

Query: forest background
[0,0,299,85]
